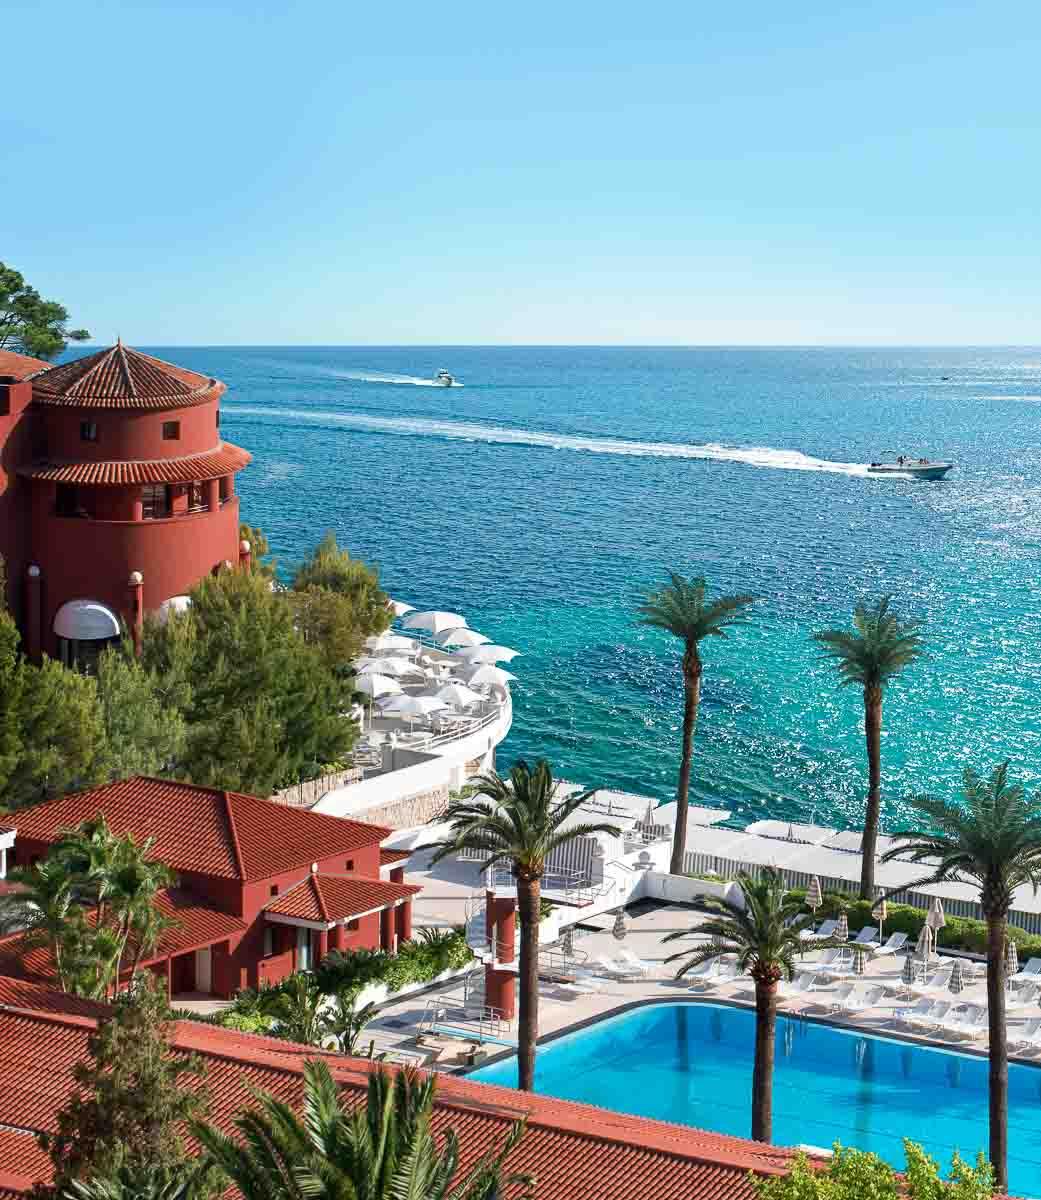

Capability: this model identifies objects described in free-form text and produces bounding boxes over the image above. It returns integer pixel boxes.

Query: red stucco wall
[41,398,221,462]
[0,380,38,620]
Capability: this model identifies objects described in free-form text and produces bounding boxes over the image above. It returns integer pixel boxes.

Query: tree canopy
[0,262,89,359]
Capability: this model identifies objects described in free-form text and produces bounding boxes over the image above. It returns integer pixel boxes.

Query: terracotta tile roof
[0,888,245,986]
[30,344,225,410]
[0,976,109,1018]
[265,874,421,923]
[0,349,52,380]
[0,1131,49,1199]
[12,776,390,881]
[18,440,251,486]
[0,1007,802,1199]
[379,847,411,866]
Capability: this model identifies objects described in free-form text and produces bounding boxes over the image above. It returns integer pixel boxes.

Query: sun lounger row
[893,999,988,1039]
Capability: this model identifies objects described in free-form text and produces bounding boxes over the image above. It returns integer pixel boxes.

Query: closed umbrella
[435,682,484,708]
[455,644,521,664]
[402,611,467,635]
[901,953,918,993]
[926,897,946,950]
[806,876,823,913]
[872,894,888,944]
[853,947,867,976]
[915,924,931,966]
[612,910,627,941]
[835,913,849,942]
[1006,939,1019,981]
[465,665,518,690]
[948,959,964,995]
[434,627,491,648]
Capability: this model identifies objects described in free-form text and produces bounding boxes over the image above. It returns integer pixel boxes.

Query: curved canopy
[53,599,121,641]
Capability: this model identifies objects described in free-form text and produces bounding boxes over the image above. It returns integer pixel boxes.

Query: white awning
[53,599,121,641]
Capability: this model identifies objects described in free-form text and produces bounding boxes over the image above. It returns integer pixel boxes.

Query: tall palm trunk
[859,683,882,899]
[515,873,541,1092]
[751,974,778,1142]
[986,908,1009,1192]
[671,645,702,875]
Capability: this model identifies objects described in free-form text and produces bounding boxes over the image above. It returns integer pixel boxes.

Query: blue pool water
[471,1002,1041,1195]
[59,346,1041,830]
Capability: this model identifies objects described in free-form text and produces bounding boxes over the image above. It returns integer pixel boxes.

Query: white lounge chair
[686,959,738,990]
[844,985,884,1013]
[590,953,644,979]
[940,1005,986,1039]
[1008,983,1039,1013]
[824,983,858,1012]
[1010,1017,1041,1052]
[852,926,880,949]
[893,998,937,1028]
[800,919,839,943]
[1010,957,1041,984]
[908,966,952,998]
[915,999,955,1032]
[615,947,655,976]
[874,932,908,957]
[779,971,822,1000]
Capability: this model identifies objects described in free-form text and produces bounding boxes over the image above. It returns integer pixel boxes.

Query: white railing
[377,696,510,756]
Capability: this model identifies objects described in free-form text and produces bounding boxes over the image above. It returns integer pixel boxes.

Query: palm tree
[814,595,924,898]
[663,869,828,1143]
[194,1058,532,1200]
[638,572,756,873]
[0,857,77,988]
[425,759,620,1091]
[265,972,326,1045]
[882,763,1041,1192]
[322,988,379,1056]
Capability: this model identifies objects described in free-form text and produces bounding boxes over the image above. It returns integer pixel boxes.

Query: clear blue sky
[5,1,1040,345]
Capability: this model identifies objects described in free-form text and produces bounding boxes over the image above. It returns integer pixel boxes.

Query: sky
[3,1,1041,346]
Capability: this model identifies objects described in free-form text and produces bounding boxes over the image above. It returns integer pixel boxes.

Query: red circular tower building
[16,343,250,666]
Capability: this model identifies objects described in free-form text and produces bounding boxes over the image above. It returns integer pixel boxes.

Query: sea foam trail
[338,370,464,388]
[226,405,869,476]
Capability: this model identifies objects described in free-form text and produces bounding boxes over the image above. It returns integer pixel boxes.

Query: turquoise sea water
[470,1002,1041,1196]
[118,346,1041,833]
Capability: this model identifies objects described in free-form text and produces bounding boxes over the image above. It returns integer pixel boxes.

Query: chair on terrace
[874,932,908,957]
[800,919,839,943]
[1011,957,1041,984]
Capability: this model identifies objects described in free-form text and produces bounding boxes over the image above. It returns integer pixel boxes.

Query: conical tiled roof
[31,343,224,410]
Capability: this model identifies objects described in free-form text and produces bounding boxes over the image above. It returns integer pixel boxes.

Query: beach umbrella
[612,910,627,941]
[806,876,823,913]
[926,897,946,946]
[872,894,888,944]
[455,644,521,664]
[354,674,403,699]
[901,953,917,992]
[948,959,964,995]
[364,633,416,654]
[465,665,518,690]
[853,947,867,975]
[356,657,419,677]
[435,682,484,708]
[434,627,491,648]
[1006,939,1019,980]
[402,610,467,635]
[379,694,447,717]
[835,913,849,942]
[388,598,415,618]
[561,927,574,959]
[915,924,931,965]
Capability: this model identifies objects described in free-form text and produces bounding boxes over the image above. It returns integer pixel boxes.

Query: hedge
[313,927,473,996]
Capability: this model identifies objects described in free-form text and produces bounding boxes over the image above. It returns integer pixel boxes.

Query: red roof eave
[18,442,252,486]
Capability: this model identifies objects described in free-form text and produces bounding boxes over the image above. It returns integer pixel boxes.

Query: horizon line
[67,341,1041,351]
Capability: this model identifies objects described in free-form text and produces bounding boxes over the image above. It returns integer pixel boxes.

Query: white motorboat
[866,452,953,481]
[433,369,455,387]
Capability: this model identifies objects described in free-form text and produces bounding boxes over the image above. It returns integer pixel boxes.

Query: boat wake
[340,370,464,388]
[226,405,869,476]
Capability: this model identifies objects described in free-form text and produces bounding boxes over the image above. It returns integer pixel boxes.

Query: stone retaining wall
[348,785,451,830]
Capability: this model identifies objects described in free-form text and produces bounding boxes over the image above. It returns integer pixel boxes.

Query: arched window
[53,599,121,673]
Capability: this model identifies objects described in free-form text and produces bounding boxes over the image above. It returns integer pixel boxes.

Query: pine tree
[36,975,214,1199]
[0,610,26,799]
[94,647,186,781]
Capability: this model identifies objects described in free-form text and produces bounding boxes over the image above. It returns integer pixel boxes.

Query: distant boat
[867,452,953,481]
[434,369,455,387]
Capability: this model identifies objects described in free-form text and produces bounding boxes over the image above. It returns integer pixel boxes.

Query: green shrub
[314,929,472,997]
[217,1010,274,1034]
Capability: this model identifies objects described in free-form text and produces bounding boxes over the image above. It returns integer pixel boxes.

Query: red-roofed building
[4,776,418,999]
[0,1001,804,1199]
[0,344,250,665]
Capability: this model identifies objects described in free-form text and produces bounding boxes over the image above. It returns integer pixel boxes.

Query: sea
[90,346,1041,834]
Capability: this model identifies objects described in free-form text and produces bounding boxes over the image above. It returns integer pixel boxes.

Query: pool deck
[363,901,1041,1070]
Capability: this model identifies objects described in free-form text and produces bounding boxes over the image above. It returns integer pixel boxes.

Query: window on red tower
[162,421,180,441]
[80,421,98,443]
[141,484,169,519]
[187,481,205,511]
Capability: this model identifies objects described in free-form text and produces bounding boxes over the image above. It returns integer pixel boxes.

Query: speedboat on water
[866,452,953,481]
[433,369,455,387]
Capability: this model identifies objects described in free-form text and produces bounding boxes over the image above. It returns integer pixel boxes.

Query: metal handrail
[384,694,511,754]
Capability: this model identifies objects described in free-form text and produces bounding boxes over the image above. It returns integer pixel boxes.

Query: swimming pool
[470,1002,1041,1197]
